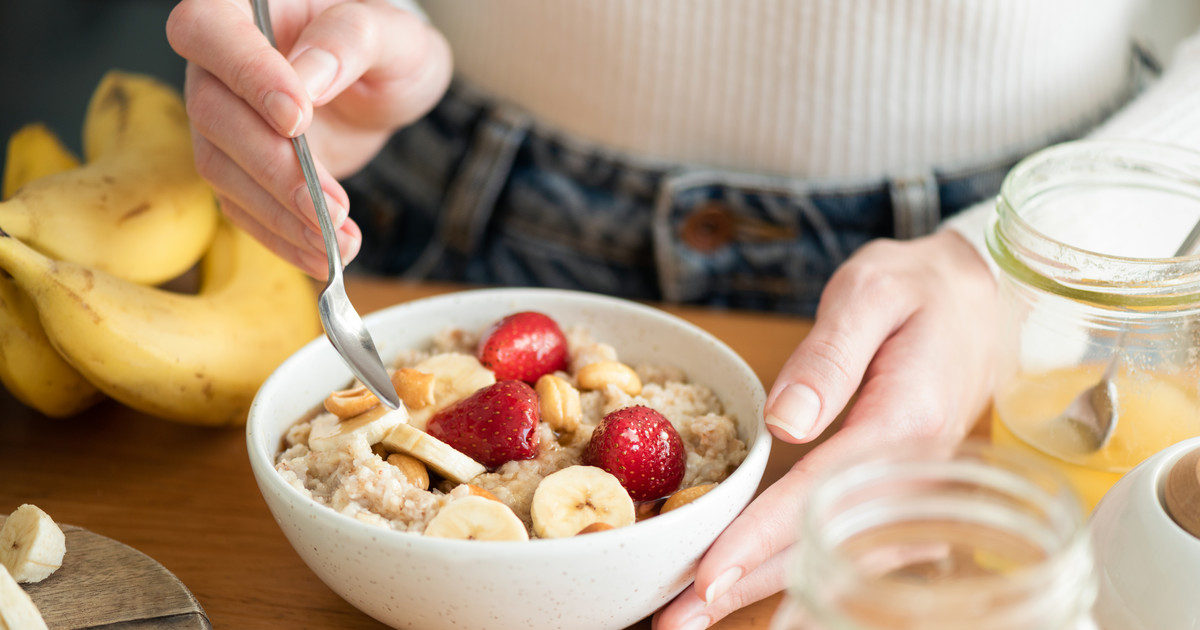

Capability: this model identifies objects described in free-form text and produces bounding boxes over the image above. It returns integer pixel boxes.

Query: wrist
[930,228,998,288]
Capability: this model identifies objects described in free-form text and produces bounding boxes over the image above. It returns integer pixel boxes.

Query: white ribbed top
[420,0,1154,180]
[394,0,1200,260]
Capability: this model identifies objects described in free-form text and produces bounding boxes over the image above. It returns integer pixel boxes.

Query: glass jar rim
[988,139,1200,309]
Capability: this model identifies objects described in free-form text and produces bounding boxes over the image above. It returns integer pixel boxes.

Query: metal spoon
[249,0,400,409]
[1064,218,1200,451]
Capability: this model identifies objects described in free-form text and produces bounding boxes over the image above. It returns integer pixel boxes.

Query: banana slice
[0,504,65,583]
[308,404,408,452]
[406,353,495,431]
[0,565,48,630]
[531,465,636,539]
[382,423,487,484]
[424,496,529,541]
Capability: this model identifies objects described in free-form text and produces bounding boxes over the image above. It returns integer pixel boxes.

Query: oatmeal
[274,313,748,540]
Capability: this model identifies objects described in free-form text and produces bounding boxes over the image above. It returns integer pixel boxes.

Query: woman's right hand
[166,0,452,279]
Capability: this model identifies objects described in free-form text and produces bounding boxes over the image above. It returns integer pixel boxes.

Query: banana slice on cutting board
[405,353,496,431]
[0,564,47,630]
[424,496,528,541]
[309,404,409,452]
[0,504,65,583]
[382,423,487,484]
[531,466,636,539]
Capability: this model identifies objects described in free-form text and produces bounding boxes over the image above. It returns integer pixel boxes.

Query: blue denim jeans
[343,81,1121,316]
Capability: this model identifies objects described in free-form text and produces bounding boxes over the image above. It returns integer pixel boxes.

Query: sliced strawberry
[426,380,540,468]
[476,311,568,384]
[582,405,686,502]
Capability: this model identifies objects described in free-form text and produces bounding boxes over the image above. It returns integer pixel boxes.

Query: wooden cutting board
[1,516,210,629]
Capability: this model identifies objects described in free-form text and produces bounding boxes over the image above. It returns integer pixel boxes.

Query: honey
[992,366,1200,510]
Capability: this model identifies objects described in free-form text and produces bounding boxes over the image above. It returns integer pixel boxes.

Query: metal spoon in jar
[1064,219,1200,451]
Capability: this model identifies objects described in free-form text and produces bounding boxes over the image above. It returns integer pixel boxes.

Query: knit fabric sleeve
[941,28,1200,270]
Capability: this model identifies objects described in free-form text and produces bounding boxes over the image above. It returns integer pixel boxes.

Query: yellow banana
[0,219,321,426]
[2,123,81,200]
[0,124,104,417]
[0,275,105,417]
[0,71,219,285]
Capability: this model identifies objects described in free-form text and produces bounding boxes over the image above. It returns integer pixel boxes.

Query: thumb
[286,2,431,106]
[765,269,915,443]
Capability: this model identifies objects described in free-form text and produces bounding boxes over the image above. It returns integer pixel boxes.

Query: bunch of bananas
[0,70,322,426]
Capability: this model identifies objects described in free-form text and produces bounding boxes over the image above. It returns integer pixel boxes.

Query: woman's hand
[166,0,452,278]
[654,229,999,629]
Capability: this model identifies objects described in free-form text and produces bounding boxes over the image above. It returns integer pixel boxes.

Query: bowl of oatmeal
[246,288,770,630]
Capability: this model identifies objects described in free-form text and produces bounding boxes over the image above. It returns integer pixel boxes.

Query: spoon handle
[1108,218,1200,365]
[1176,218,1200,258]
[291,135,341,282]
[248,0,341,281]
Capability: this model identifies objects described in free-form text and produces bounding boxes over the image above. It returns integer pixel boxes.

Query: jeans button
[681,202,736,253]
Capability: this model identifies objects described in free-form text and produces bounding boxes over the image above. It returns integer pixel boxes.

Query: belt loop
[652,171,697,304]
[404,105,530,280]
[889,171,941,240]
[441,106,530,254]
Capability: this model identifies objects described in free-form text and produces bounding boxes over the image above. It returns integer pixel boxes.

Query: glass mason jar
[769,440,1097,630]
[986,140,1200,511]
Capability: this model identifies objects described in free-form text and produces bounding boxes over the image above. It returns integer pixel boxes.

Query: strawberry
[582,405,686,502]
[476,311,569,384]
[426,380,541,468]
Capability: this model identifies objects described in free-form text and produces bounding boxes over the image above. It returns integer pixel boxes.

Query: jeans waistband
[347,66,1142,314]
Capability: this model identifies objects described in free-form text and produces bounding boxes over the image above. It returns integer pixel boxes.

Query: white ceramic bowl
[246,288,771,630]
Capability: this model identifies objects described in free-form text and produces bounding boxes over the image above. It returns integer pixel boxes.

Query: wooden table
[0,278,856,629]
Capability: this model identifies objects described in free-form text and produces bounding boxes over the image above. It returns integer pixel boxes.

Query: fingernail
[343,224,362,260]
[304,250,329,278]
[335,225,358,261]
[765,384,821,440]
[328,197,348,226]
[678,617,710,630]
[290,47,339,102]
[295,187,346,224]
[293,186,314,213]
[304,227,326,252]
[704,567,742,606]
[264,90,302,136]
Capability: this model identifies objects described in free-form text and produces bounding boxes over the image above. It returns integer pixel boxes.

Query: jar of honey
[769,440,1097,630]
[986,140,1200,511]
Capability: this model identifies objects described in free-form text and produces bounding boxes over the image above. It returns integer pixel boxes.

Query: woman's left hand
[653,229,998,629]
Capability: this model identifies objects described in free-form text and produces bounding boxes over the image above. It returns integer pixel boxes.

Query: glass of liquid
[769,439,1097,630]
[986,140,1200,511]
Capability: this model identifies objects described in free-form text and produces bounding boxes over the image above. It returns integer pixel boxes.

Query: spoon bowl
[1061,361,1119,452]
[1059,219,1200,451]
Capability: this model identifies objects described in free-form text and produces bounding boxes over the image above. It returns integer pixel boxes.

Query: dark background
[0,1,186,176]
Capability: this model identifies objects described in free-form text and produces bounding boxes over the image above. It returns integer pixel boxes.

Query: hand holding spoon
[248,0,400,409]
